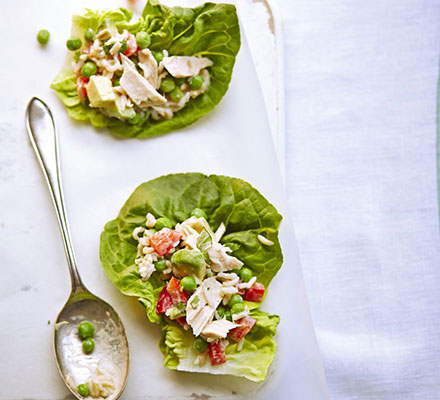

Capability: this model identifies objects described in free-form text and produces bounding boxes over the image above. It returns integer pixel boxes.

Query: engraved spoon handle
[25,97,85,293]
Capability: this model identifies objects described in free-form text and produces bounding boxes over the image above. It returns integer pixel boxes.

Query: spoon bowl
[26,97,129,399]
[54,290,129,400]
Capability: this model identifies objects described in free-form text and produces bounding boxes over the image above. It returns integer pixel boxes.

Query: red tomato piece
[243,282,265,302]
[124,34,138,57]
[156,286,173,314]
[237,287,245,296]
[228,316,257,342]
[208,340,227,366]
[166,276,188,305]
[76,76,89,103]
[150,228,182,257]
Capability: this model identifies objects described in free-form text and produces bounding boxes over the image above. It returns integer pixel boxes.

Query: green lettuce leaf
[51,0,241,138]
[159,309,280,382]
[99,173,283,380]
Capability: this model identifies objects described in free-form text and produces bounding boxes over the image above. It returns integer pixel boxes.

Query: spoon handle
[25,97,85,293]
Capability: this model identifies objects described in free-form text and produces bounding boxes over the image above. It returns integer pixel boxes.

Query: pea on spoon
[25,97,129,399]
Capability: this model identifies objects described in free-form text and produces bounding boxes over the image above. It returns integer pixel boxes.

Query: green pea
[169,87,183,102]
[155,217,173,230]
[153,51,164,63]
[160,77,175,93]
[136,31,151,49]
[231,303,245,314]
[228,294,243,307]
[154,259,168,272]
[81,61,97,78]
[82,338,95,354]
[84,28,95,42]
[181,276,197,293]
[128,113,141,125]
[37,29,50,45]
[66,37,82,51]
[217,305,226,319]
[225,311,232,321]
[193,337,208,353]
[77,383,90,397]
[189,74,204,90]
[191,208,207,219]
[175,77,186,86]
[119,40,128,53]
[239,267,253,282]
[78,321,95,339]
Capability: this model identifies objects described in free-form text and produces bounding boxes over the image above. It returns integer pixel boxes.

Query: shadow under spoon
[25,97,129,400]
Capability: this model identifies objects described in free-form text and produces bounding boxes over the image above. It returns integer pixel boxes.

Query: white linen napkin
[281,0,440,398]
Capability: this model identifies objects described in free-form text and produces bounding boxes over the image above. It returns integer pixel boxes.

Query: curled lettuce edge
[99,173,283,381]
[160,309,280,382]
[50,0,241,138]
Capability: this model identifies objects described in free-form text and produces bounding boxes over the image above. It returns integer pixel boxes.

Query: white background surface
[280,0,440,399]
[0,0,328,399]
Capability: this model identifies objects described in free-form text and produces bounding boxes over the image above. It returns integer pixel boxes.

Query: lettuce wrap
[100,173,283,381]
[51,0,241,138]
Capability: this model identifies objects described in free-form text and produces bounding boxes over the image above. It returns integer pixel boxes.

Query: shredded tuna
[131,212,264,357]
[87,366,115,398]
[72,26,211,122]
[215,222,226,241]
[232,306,250,322]
[237,276,257,290]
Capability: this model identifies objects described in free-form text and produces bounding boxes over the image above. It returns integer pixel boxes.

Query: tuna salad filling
[72,27,212,123]
[132,210,271,366]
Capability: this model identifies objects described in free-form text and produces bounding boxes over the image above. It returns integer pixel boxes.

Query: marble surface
[0,0,327,399]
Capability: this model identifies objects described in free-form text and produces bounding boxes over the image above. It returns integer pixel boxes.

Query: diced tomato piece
[156,286,173,314]
[166,276,188,305]
[176,316,189,329]
[243,282,265,302]
[228,316,257,342]
[124,33,138,57]
[76,76,89,103]
[150,228,182,256]
[208,340,227,366]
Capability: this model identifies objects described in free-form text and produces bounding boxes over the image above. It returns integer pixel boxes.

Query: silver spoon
[25,97,129,400]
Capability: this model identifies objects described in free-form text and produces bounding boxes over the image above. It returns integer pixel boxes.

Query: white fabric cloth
[280,0,440,398]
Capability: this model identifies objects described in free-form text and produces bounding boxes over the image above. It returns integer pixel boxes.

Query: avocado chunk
[105,101,136,120]
[87,75,115,108]
[171,249,206,280]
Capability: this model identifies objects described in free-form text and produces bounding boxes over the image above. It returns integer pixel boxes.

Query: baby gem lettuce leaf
[159,309,280,382]
[99,173,283,381]
[51,0,241,138]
